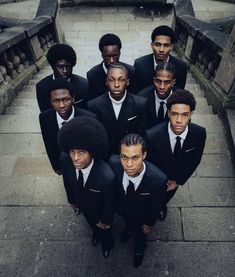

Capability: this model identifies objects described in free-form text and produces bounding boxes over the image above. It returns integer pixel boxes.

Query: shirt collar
[122,162,146,191]
[154,89,173,104]
[153,54,170,68]
[168,121,188,141]
[108,91,127,104]
[56,106,75,128]
[102,62,108,75]
[79,158,94,176]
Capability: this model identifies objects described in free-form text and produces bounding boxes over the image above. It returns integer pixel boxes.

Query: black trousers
[123,216,146,253]
[83,212,114,251]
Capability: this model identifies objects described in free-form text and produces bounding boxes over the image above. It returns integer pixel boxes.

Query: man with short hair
[145,89,206,220]
[36,43,88,111]
[39,78,94,176]
[58,116,115,259]
[86,33,135,99]
[138,62,177,129]
[134,25,187,92]
[109,133,167,268]
[87,63,147,155]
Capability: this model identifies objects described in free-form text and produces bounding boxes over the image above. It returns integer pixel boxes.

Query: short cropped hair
[47,78,75,98]
[167,89,196,111]
[47,44,77,67]
[107,63,128,77]
[151,25,176,44]
[120,133,147,154]
[58,117,109,159]
[155,62,175,78]
[99,33,122,52]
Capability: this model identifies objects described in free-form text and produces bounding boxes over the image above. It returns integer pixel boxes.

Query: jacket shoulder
[145,161,167,184]
[95,160,115,180]
[134,54,152,65]
[87,64,102,77]
[170,55,187,69]
[36,75,52,88]
[138,85,154,97]
[146,122,167,137]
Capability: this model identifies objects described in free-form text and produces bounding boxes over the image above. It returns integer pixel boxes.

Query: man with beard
[138,62,177,129]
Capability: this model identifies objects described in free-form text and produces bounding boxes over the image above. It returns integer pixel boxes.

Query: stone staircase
[0,4,234,277]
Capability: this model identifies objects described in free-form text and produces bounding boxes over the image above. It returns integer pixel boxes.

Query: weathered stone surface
[182,207,235,241]
[0,134,44,155]
[188,177,235,206]
[0,176,67,205]
[192,114,223,133]
[204,132,229,154]
[197,154,234,177]
[0,115,40,133]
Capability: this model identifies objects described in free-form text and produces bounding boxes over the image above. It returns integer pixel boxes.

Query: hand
[96,222,111,229]
[54,169,61,175]
[142,225,152,235]
[166,180,178,191]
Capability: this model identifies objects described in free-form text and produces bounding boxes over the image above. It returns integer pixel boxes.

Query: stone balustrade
[0,0,61,114]
[173,0,235,111]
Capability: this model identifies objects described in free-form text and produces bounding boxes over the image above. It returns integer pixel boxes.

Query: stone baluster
[0,52,15,80]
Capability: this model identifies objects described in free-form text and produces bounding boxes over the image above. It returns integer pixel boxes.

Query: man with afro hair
[145,89,206,221]
[36,43,88,112]
[86,33,135,100]
[58,116,115,259]
[134,25,187,92]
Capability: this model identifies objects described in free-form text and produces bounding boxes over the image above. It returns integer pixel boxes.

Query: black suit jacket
[39,106,95,172]
[87,92,147,154]
[36,74,88,112]
[138,85,178,129]
[145,122,206,186]
[133,54,187,92]
[109,156,167,226]
[86,61,135,100]
[62,157,116,225]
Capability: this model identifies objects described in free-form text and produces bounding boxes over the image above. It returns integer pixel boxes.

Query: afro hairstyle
[151,25,176,44]
[99,33,122,52]
[47,43,76,67]
[47,78,76,99]
[58,116,109,160]
[167,89,196,111]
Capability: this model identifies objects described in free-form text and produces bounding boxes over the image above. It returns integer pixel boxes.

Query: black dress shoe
[120,228,132,243]
[158,205,167,221]
[92,235,99,246]
[102,249,110,259]
[133,252,144,268]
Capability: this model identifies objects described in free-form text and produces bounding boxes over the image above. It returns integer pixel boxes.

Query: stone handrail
[0,0,60,114]
[173,0,235,111]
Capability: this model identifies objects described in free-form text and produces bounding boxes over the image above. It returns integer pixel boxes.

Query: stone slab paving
[0,3,235,277]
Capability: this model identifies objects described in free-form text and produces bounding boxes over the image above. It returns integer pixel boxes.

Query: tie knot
[176,136,181,142]
[160,101,165,106]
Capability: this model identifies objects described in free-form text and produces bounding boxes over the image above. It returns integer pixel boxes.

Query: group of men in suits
[37,25,206,267]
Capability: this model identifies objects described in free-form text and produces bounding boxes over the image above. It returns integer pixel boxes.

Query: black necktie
[157,101,165,122]
[173,136,181,160]
[126,180,135,198]
[77,170,84,192]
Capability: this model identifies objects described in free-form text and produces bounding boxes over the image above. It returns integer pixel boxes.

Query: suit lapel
[101,94,117,123]
[118,93,134,122]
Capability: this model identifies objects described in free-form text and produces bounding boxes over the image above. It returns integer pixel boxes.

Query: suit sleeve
[135,97,148,135]
[100,176,116,225]
[176,62,187,89]
[36,82,51,112]
[39,114,60,171]
[176,128,206,185]
[145,177,167,226]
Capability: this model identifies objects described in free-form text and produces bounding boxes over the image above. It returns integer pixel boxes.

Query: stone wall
[0,0,62,114]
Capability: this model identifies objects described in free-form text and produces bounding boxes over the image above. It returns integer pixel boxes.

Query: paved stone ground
[0,3,235,277]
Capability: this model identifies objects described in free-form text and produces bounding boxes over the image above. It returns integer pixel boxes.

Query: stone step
[0,175,66,205]
[5,107,38,115]
[11,99,38,108]
[192,114,223,133]
[17,90,36,99]
[0,115,40,133]
[0,134,44,155]
[22,85,36,93]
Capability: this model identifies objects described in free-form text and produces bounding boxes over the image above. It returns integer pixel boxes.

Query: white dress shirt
[108,91,127,119]
[154,90,173,117]
[56,106,75,129]
[168,122,188,153]
[122,162,146,193]
[76,158,94,185]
